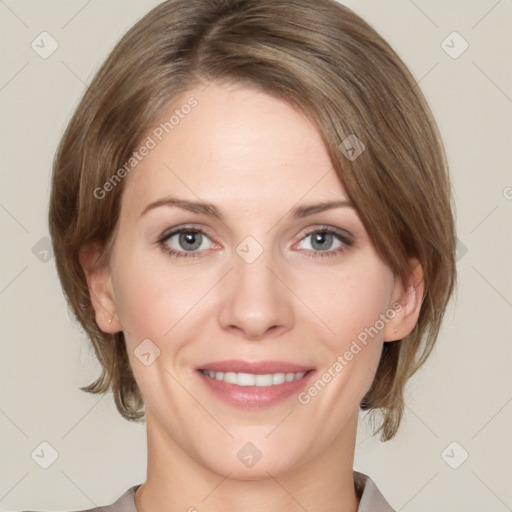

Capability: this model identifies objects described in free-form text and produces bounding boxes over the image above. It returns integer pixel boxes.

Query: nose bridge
[217,238,293,339]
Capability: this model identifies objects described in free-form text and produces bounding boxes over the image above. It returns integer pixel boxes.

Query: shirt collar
[354,471,395,512]
[101,471,394,512]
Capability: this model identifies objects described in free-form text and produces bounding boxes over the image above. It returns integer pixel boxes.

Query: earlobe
[384,259,424,342]
[79,245,121,334]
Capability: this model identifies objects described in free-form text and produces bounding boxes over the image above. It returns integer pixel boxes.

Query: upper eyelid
[295,225,354,246]
[158,224,215,242]
[300,225,353,238]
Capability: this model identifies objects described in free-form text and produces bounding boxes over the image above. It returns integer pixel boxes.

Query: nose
[217,248,294,340]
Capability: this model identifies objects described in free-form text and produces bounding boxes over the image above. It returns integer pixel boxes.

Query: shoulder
[78,485,141,512]
[354,471,395,512]
[22,485,141,512]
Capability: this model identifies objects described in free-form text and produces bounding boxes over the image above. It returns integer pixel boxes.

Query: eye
[158,227,215,258]
[296,227,353,257]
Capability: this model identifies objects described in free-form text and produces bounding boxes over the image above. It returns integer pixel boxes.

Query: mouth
[196,360,316,408]
[199,369,310,386]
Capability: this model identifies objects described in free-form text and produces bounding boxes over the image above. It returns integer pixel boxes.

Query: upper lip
[197,360,314,374]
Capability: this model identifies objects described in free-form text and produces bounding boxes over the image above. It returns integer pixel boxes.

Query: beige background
[1,1,511,511]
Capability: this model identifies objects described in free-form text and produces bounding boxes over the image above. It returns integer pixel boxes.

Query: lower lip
[197,370,316,409]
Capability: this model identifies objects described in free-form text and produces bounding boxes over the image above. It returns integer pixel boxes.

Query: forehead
[121,82,347,214]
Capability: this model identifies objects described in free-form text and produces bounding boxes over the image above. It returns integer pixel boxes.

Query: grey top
[71,471,395,512]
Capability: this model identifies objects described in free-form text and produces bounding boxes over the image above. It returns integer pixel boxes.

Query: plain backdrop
[1,1,511,511]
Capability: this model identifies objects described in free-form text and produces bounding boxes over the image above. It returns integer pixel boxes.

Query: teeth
[201,370,307,386]
[272,373,285,385]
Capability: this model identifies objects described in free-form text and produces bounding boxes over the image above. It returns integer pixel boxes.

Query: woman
[48,0,456,510]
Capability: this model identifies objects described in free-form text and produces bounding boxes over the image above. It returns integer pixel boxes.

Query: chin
[192,435,309,482]
[206,453,299,481]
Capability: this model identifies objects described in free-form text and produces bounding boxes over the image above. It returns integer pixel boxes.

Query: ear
[79,244,122,334]
[383,258,424,342]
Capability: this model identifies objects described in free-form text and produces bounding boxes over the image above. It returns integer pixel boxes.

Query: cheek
[111,245,223,351]
[303,258,395,352]
[293,263,394,428]
[109,250,215,398]
[323,262,394,399]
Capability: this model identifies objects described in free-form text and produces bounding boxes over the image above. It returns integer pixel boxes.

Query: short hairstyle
[49,0,456,441]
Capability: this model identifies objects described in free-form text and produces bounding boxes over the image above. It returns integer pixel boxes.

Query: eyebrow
[291,200,353,217]
[140,197,353,220]
[140,197,222,219]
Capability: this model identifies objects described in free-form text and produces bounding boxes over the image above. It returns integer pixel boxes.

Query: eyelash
[157,225,353,259]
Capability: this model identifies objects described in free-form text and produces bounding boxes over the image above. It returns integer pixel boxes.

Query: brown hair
[49,0,456,441]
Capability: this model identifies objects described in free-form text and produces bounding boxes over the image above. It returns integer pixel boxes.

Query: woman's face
[95,82,409,478]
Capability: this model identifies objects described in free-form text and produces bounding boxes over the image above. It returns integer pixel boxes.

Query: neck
[135,409,360,512]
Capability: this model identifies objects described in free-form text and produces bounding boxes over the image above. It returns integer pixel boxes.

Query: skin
[83,81,424,512]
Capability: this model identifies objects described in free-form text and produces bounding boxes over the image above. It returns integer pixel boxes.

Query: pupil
[312,232,333,251]
[179,231,202,251]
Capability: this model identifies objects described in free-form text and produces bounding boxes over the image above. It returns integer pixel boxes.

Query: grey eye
[299,231,343,252]
[163,230,213,253]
